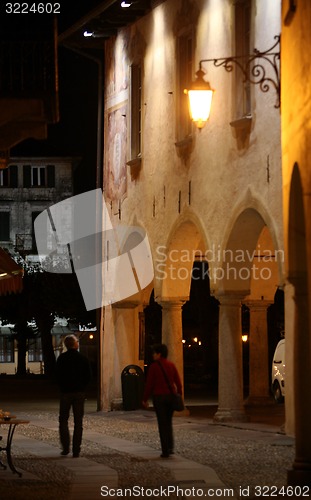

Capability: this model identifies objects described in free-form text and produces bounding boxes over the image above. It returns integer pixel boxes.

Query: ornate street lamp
[186,36,280,129]
[184,68,214,129]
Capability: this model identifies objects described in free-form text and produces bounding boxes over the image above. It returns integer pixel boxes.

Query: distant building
[0,157,76,256]
[0,317,82,375]
[0,156,77,375]
[0,318,97,376]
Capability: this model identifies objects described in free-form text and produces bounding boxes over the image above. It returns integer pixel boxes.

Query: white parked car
[271,339,285,403]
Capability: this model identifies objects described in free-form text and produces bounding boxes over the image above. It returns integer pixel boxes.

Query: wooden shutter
[0,212,10,240]
[9,165,18,187]
[47,165,55,187]
[23,165,31,187]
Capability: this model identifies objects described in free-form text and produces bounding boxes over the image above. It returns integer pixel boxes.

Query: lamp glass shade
[188,89,213,129]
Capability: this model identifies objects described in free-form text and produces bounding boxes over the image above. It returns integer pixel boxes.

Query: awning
[0,248,23,295]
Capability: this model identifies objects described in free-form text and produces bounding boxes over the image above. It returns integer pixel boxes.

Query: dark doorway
[143,262,219,399]
[143,290,162,366]
[182,261,219,398]
[242,288,284,398]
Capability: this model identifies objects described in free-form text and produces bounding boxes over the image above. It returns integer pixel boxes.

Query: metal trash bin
[121,365,144,411]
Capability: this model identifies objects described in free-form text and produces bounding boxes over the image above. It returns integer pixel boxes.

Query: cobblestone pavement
[0,393,297,500]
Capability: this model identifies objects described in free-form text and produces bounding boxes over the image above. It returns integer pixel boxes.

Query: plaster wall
[281,2,311,270]
[102,0,283,409]
[281,0,311,439]
[105,0,283,290]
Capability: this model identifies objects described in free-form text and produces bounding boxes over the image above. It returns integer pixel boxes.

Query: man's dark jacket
[56,349,91,393]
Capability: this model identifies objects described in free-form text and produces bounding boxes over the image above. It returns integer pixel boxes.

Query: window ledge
[230,115,252,130]
[175,135,194,159]
[126,156,142,169]
[175,135,193,149]
[127,156,142,179]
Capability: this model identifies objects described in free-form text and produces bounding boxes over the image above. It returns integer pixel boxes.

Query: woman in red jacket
[142,343,182,458]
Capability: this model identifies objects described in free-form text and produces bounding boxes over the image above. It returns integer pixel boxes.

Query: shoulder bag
[157,362,184,412]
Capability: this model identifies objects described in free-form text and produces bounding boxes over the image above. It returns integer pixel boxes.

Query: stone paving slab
[173,468,221,481]
[1,419,239,500]
[7,407,292,500]
[8,433,118,500]
[0,466,40,481]
[18,417,236,498]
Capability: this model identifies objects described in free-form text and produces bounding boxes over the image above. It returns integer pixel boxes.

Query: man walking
[56,334,91,457]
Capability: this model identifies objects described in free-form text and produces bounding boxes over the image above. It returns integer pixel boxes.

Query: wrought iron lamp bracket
[199,35,280,109]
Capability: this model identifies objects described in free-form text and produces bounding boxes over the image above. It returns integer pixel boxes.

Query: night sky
[0,0,104,36]
[1,0,105,194]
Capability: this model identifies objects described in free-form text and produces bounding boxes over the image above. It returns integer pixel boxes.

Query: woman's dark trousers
[153,394,174,456]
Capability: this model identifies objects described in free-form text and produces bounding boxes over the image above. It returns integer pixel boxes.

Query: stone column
[102,304,115,411]
[158,299,186,396]
[288,277,311,485]
[214,293,247,422]
[284,282,295,436]
[97,306,105,411]
[244,299,273,405]
[102,301,139,411]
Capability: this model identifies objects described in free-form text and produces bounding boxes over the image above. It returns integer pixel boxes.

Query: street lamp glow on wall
[185,36,280,130]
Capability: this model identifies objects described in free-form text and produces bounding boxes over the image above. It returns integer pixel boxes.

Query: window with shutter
[0,212,10,241]
[31,166,46,186]
[0,169,9,187]
[9,165,18,187]
[0,337,14,363]
[47,164,55,187]
[177,30,193,141]
[130,65,142,160]
[28,336,43,362]
[23,165,31,187]
[235,0,252,117]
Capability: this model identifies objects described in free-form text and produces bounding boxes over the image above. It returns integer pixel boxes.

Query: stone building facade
[100,0,284,425]
[0,157,74,255]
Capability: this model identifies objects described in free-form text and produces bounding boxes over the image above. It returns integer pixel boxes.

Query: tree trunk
[35,315,56,378]
[41,326,56,378]
[16,331,27,376]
